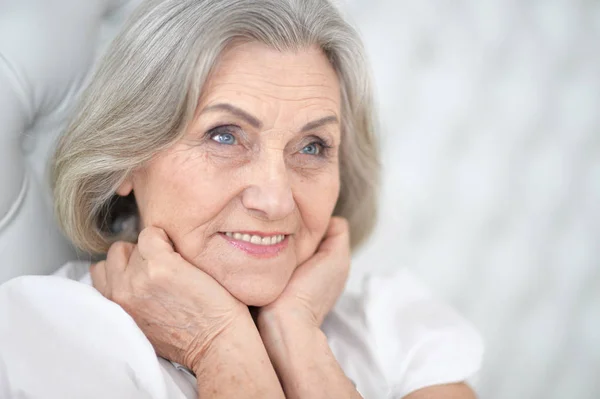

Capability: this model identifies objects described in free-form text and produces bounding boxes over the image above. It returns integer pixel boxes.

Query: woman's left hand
[259,216,351,328]
[256,217,361,398]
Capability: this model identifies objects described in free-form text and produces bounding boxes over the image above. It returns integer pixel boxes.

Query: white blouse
[0,261,483,398]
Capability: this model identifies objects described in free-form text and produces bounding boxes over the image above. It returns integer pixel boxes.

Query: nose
[241,149,295,221]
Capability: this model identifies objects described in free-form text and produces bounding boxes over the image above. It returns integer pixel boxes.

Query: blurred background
[343,1,600,398]
[0,0,598,398]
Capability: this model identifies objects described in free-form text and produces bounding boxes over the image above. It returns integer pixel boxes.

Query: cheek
[134,149,239,243]
[293,169,340,263]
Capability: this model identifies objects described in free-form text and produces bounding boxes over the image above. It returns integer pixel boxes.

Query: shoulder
[323,268,484,398]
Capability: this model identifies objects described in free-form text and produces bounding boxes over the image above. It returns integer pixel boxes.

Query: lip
[219,232,289,258]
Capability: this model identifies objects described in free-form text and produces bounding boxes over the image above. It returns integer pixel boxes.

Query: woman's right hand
[90,226,249,373]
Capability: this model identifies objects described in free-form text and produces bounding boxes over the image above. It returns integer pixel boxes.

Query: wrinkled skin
[91,217,350,372]
[114,41,342,307]
[91,227,249,370]
[90,41,476,399]
[92,41,348,371]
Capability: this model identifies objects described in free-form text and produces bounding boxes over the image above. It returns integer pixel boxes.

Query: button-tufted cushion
[0,0,142,284]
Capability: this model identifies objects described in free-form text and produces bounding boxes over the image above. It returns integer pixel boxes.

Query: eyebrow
[200,103,339,132]
[300,115,339,133]
[202,103,262,128]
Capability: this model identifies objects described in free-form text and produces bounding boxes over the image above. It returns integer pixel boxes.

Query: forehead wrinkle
[209,79,339,102]
[221,81,339,96]
[210,65,338,88]
[290,103,339,126]
[200,59,341,135]
[203,84,339,112]
[238,89,339,106]
[197,95,340,137]
[202,91,339,119]
[234,76,336,91]
[216,52,335,74]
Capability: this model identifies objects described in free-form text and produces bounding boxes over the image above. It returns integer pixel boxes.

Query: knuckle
[145,258,173,282]
[129,271,150,293]
[90,260,104,272]
[110,288,131,306]
[90,261,104,278]
[139,226,165,242]
[333,216,350,232]
[328,217,350,238]
[107,241,133,262]
[137,227,153,242]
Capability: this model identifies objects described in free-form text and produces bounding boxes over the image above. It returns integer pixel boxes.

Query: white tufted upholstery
[0,0,143,283]
[1,1,598,398]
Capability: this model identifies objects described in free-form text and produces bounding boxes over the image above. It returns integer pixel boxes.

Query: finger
[90,261,108,295]
[105,241,135,285]
[296,218,350,271]
[125,244,146,274]
[137,226,175,260]
[327,216,350,237]
[319,217,350,253]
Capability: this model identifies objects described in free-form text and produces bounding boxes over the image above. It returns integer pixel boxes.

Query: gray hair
[52,0,380,254]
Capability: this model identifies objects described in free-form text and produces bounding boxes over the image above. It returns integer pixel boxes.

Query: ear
[116,178,133,196]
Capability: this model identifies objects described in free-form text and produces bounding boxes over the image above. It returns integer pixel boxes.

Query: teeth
[223,232,285,246]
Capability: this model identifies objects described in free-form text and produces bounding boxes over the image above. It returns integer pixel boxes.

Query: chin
[224,277,288,307]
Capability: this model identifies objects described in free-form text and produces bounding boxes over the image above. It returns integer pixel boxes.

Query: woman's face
[118,41,342,306]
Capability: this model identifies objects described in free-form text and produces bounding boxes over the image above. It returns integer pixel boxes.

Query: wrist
[257,307,358,399]
[257,306,327,372]
[188,306,285,398]
[257,303,319,334]
[188,306,254,374]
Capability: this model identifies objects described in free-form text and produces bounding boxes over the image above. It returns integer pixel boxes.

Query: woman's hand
[259,216,351,328]
[255,217,360,398]
[90,226,248,372]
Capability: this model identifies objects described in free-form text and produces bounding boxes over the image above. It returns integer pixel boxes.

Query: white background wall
[342,1,600,398]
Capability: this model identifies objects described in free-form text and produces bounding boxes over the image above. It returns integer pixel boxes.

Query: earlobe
[116,178,133,196]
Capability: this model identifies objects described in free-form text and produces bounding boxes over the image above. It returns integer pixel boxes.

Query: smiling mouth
[219,231,289,258]
[222,232,286,246]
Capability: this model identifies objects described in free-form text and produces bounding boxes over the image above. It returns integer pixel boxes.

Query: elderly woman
[0,0,482,398]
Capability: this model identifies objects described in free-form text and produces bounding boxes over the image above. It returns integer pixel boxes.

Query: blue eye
[300,142,321,155]
[210,131,237,145]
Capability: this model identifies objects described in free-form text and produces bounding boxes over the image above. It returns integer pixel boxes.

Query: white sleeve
[364,268,484,397]
[0,275,187,399]
[324,268,484,398]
